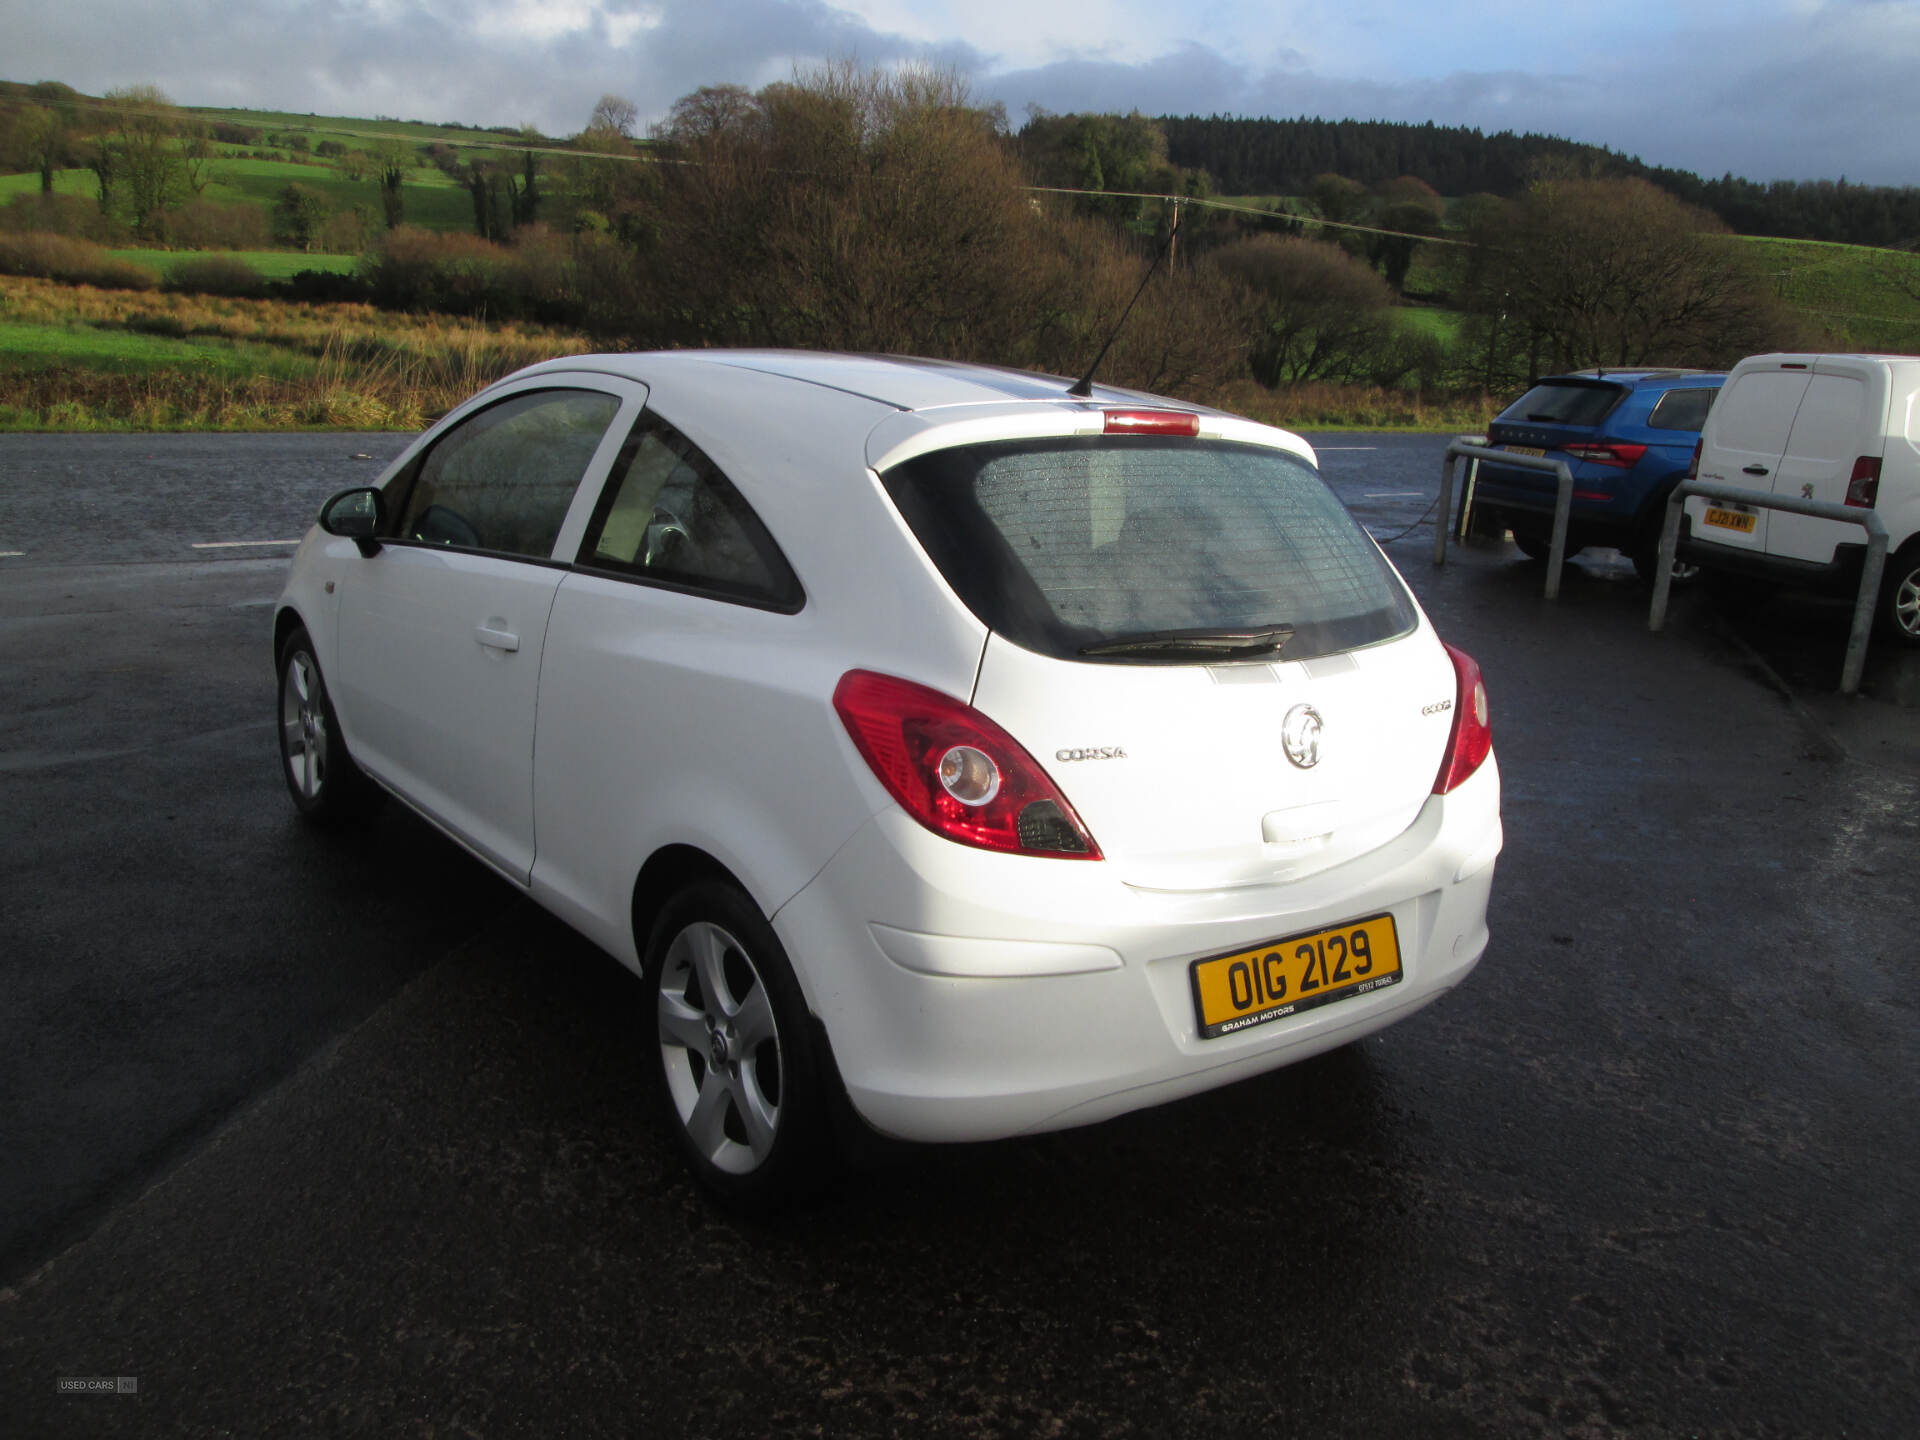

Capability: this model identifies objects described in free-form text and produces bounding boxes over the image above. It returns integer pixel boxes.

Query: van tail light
[1686,440,1701,480]
[1561,442,1648,469]
[1433,644,1492,795]
[1846,455,1882,508]
[833,670,1102,859]
[1103,409,1200,436]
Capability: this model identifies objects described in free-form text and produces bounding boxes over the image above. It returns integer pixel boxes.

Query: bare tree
[91,85,207,241]
[1211,235,1395,384]
[651,84,757,144]
[588,94,639,139]
[1471,178,1789,375]
[5,105,70,194]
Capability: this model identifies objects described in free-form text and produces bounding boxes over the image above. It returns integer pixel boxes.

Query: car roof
[1548,368,1724,387]
[511,349,1215,416]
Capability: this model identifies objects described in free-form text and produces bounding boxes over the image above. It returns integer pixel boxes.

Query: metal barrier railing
[1436,439,1576,599]
[1649,481,1889,695]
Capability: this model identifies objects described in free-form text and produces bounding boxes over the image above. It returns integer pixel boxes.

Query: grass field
[187,105,537,149]
[2,158,481,234]
[1733,235,1920,349]
[0,318,317,379]
[0,168,99,200]
[1395,306,1462,341]
[200,157,476,231]
[107,249,360,279]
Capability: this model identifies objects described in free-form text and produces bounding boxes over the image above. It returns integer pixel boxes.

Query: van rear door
[1687,361,1812,555]
[1767,359,1890,565]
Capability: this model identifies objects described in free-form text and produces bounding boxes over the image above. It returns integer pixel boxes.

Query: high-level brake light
[1103,409,1201,436]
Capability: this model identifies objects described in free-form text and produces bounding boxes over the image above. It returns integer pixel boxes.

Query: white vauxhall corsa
[273,351,1502,1205]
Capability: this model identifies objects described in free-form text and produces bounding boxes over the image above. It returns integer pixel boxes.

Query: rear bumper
[1469,463,1654,537]
[771,757,1502,1144]
[1679,517,1868,595]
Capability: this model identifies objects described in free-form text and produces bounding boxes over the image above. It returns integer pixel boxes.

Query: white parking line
[1364,491,1427,499]
[0,551,24,558]
[1317,446,1378,451]
[190,540,300,549]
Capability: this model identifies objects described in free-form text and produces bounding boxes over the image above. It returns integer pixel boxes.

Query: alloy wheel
[280,649,328,802]
[1896,565,1920,637]
[657,921,785,1175]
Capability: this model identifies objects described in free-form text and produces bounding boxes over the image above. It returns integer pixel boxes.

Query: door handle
[1742,464,1770,476]
[475,622,520,652]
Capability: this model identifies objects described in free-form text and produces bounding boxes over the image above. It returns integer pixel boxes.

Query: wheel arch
[273,604,307,670]
[630,844,748,974]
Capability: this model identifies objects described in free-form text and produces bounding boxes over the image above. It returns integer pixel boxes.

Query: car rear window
[1646,386,1719,432]
[1498,382,1624,428]
[881,437,1417,663]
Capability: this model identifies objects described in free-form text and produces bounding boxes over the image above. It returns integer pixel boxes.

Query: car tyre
[1879,542,1920,648]
[647,881,831,1212]
[276,625,381,822]
[1629,539,1700,587]
[1512,532,1581,563]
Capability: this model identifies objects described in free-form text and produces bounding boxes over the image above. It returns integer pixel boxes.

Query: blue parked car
[1471,369,1724,580]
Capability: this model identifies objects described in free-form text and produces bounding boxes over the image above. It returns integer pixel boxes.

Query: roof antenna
[1068,203,1184,399]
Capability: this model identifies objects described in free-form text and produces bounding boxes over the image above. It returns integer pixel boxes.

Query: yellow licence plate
[1502,445,1546,457]
[1704,506,1757,534]
[1191,915,1402,1039]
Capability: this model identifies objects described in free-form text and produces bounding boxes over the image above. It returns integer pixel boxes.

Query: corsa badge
[1282,703,1323,769]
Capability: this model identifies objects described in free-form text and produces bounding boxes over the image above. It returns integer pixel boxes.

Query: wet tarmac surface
[2,432,1915,1437]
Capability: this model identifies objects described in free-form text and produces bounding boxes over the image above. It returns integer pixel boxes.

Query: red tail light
[1562,442,1648,469]
[1687,439,1701,481]
[833,670,1102,859]
[1103,409,1200,436]
[1433,644,1492,795]
[1846,455,1882,508]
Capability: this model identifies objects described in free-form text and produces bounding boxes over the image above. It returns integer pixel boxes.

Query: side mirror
[320,487,385,557]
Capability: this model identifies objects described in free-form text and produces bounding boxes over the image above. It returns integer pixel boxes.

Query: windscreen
[1498,381,1625,427]
[882,436,1417,663]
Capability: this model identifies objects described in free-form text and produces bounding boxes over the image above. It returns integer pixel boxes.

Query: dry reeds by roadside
[0,274,591,430]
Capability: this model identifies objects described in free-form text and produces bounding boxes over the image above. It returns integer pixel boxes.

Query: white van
[1681,352,1920,644]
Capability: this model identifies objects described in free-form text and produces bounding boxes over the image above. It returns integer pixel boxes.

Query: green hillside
[198,156,474,231]
[1735,235,1920,349]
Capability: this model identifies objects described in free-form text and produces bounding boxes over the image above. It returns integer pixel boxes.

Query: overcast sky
[5,0,1917,185]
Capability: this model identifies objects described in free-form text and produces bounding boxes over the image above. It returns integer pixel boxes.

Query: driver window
[397,389,621,558]
[580,414,801,609]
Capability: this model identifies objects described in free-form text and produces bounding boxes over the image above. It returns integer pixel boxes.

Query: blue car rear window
[1499,382,1624,427]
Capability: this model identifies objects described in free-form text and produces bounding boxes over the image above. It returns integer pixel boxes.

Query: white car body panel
[970,629,1452,893]
[276,350,1502,1147]
[334,545,564,881]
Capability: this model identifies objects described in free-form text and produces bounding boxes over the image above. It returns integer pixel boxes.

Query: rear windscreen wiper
[1079,626,1294,659]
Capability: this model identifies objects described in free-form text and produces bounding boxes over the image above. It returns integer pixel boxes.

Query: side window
[579,413,802,610]
[395,389,622,559]
[1647,386,1719,432]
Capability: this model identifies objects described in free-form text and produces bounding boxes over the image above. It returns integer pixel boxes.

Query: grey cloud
[983,29,1920,185]
[3,0,984,136]
[5,0,1912,182]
